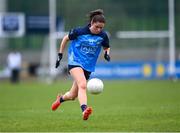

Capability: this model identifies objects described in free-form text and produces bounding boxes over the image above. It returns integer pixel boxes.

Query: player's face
[90,22,105,34]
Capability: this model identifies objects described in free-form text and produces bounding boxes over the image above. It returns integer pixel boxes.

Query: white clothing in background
[7,52,22,69]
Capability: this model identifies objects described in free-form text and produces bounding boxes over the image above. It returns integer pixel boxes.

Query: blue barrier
[91,61,180,79]
[176,62,180,78]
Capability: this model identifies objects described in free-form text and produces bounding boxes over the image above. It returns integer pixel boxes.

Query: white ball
[87,78,104,94]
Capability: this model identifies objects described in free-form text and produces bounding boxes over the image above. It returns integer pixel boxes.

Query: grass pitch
[0,79,180,132]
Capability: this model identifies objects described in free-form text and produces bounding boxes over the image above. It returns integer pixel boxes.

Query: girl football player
[51,9,110,120]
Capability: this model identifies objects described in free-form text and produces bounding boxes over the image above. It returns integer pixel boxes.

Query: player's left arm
[103,47,110,55]
[102,32,110,62]
[103,47,111,62]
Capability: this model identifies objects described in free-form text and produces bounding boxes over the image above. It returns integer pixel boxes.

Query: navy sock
[81,104,87,112]
[60,97,65,103]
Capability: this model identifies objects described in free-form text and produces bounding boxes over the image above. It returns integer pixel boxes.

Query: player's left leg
[70,67,93,120]
[83,106,93,120]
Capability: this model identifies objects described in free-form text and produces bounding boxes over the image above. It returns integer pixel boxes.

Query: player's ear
[90,20,94,26]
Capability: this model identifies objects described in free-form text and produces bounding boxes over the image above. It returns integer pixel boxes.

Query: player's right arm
[59,27,79,53]
[59,35,70,54]
[56,28,79,68]
[55,35,69,68]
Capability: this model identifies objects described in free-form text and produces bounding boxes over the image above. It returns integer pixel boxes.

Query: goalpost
[49,0,57,77]
[39,0,68,82]
[116,0,175,77]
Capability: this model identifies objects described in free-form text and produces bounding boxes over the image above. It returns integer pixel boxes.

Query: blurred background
[0,0,180,82]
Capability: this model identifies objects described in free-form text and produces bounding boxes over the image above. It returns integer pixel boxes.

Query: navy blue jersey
[68,25,110,72]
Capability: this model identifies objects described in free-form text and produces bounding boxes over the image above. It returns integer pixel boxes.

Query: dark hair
[88,9,105,23]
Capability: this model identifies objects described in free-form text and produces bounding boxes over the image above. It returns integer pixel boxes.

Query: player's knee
[78,82,87,90]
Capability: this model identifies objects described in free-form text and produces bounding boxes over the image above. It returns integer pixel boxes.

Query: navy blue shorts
[68,65,91,80]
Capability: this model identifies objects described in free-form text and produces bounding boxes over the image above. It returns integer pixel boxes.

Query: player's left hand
[104,51,110,62]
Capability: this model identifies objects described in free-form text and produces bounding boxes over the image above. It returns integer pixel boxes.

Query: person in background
[7,50,22,83]
[51,9,110,120]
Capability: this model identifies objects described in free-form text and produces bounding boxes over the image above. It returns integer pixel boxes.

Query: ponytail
[88,9,105,23]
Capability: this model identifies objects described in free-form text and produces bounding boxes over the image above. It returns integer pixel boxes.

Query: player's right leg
[51,81,78,111]
[51,94,62,111]
[63,81,78,100]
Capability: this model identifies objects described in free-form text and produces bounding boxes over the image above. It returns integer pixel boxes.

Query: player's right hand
[55,53,63,68]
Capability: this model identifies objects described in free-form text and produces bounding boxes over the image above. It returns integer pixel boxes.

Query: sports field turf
[0,80,180,132]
